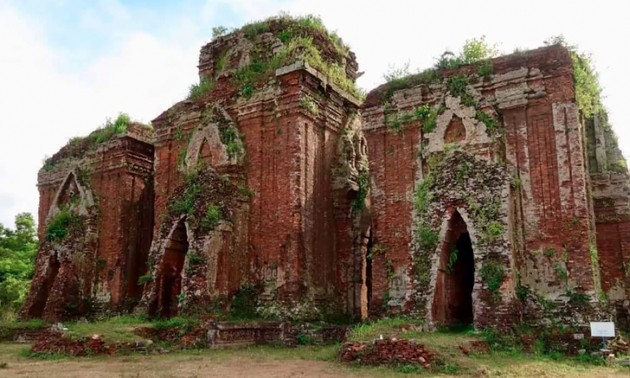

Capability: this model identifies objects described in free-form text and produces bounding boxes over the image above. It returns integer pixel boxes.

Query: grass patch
[188,77,216,100]
[151,316,199,333]
[65,316,151,343]
[348,317,423,342]
[19,348,67,360]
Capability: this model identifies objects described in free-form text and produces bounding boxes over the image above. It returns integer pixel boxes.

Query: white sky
[1,0,629,228]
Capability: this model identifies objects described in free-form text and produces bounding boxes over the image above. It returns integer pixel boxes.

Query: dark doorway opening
[432,211,474,327]
[157,219,188,318]
[27,254,60,318]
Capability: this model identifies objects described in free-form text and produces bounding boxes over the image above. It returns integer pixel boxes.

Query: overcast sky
[1,0,628,228]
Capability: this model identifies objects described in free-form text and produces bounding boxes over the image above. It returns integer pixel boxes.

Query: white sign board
[590,322,615,338]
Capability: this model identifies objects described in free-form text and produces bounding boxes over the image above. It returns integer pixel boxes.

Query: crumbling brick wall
[21,125,154,320]
[362,45,604,329]
[22,17,630,328]
[139,18,365,320]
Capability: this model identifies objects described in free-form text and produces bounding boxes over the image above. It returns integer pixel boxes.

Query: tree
[0,212,37,312]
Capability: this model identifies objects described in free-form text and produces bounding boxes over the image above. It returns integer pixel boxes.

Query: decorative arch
[184,127,229,170]
[153,217,191,318]
[425,95,494,154]
[429,208,477,327]
[181,105,243,172]
[413,150,512,329]
[47,169,94,221]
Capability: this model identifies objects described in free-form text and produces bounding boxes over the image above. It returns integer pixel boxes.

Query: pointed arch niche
[47,170,94,220]
[155,218,190,318]
[431,210,475,327]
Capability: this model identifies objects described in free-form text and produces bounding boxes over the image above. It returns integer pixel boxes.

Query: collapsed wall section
[22,123,154,320]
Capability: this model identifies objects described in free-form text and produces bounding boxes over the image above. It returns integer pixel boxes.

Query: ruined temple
[22,16,630,330]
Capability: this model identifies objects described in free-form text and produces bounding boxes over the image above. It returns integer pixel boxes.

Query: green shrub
[152,316,198,332]
[200,204,222,231]
[218,125,242,159]
[137,273,152,285]
[480,260,506,301]
[351,170,370,213]
[187,250,205,266]
[296,333,312,345]
[446,74,468,97]
[90,113,130,144]
[45,208,78,241]
[188,77,216,100]
[171,179,201,215]
[229,285,258,320]
[417,226,438,250]
[475,110,498,133]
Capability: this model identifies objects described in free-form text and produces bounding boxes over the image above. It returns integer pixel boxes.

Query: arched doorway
[157,219,188,318]
[26,254,60,318]
[432,211,475,327]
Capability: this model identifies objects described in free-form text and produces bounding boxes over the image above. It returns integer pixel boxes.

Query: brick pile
[340,339,436,368]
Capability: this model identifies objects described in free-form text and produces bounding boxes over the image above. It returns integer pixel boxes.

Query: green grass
[151,316,198,332]
[0,319,46,330]
[65,315,151,343]
[0,323,626,377]
[348,317,424,342]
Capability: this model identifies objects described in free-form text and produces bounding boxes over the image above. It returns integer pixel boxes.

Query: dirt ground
[0,342,629,378]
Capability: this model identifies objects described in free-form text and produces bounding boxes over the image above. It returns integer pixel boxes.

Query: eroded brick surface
[22,20,630,329]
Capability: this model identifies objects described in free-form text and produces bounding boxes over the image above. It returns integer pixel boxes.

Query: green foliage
[447,247,458,272]
[351,169,370,213]
[544,248,556,257]
[229,285,258,320]
[137,273,152,285]
[572,52,602,118]
[215,52,229,74]
[299,96,319,116]
[515,281,529,301]
[152,316,199,332]
[188,77,216,100]
[89,113,130,144]
[0,213,37,310]
[461,36,498,64]
[446,74,469,97]
[436,36,498,71]
[187,251,205,266]
[384,104,439,134]
[476,59,493,78]
[398,364,421,374]
[475,110,499,133]
[212,26,228,39]
[171,175,202,215]
[417,226,438,251]
[554,263,568,283]
[381,68,440,100]
[218,124,243,159]
[232,15,362,99]
[381,36,496,102]
[296,333,312,345]
[383,62,411,82]
[241,20,270,39]
[442,363,461,374]
[480,260,506,301]
[200,204,222,232]
[414,176,433,215]
[484,221,504,241]
[45,207,80,241]
[545,36,603,119]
